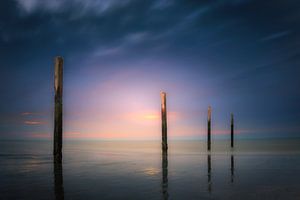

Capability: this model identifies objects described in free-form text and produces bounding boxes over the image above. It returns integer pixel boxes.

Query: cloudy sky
[0,0,299,140]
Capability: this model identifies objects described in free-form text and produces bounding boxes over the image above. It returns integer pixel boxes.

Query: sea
[1,139,300,199]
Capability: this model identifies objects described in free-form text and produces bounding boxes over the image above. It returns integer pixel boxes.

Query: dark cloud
[260,30,292,42]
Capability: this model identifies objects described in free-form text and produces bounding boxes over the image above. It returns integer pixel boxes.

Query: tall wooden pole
[161,92,168,152]
[231,113,234,148]
[207,106,212,151]
[54,56,63,163]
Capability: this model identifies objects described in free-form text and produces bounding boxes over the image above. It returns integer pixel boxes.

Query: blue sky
[0,0,300,140]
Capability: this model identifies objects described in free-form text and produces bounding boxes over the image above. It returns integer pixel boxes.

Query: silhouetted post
[54,56,63,163]
[161,92,168,152]
[207,106,212,151]
[207,154,212,192]
[231,113,234,148]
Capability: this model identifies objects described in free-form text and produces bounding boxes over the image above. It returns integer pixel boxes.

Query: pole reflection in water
[162,151,169,200]
[231,154,234,183]
[207,154,212,193]
[54,161,64,200]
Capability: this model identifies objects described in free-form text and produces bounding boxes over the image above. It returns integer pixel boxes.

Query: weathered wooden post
[231,113,234,148]
[207,106,212,151]
[161,92,168,152]
[161,91,168,199]
[54,56,63,163]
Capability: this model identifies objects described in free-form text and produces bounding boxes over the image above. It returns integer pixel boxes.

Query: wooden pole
[54,56,63,163]
[231,113,234,148]
[161,92,168,152]
[207,106,212,151]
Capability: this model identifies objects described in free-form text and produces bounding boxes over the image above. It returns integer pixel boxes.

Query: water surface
[1,139,300,199]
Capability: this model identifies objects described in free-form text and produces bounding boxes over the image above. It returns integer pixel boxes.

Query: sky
[0,0,300,140]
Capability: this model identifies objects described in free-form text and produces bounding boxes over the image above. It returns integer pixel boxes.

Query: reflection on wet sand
[162,151,169,200]
[54,161,64,200]
[231,154,234,183]
[207,154,212,193]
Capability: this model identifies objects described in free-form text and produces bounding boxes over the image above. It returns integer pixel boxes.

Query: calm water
[1,139,300,200]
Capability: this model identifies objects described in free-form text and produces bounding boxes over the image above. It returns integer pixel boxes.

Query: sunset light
[1,1,300,199]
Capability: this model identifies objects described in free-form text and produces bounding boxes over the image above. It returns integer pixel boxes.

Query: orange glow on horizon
[24,121,47,125]
[144,114,160,120]
[29,128,247,140]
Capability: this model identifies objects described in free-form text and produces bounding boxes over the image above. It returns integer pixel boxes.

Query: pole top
[160,91,166,96]
[55,56,64,62]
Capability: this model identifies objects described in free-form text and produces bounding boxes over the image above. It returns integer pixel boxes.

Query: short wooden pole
[231,113,234,148]
[161,92,168,152]
[53,56,63,163]
[207,106,212,151]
